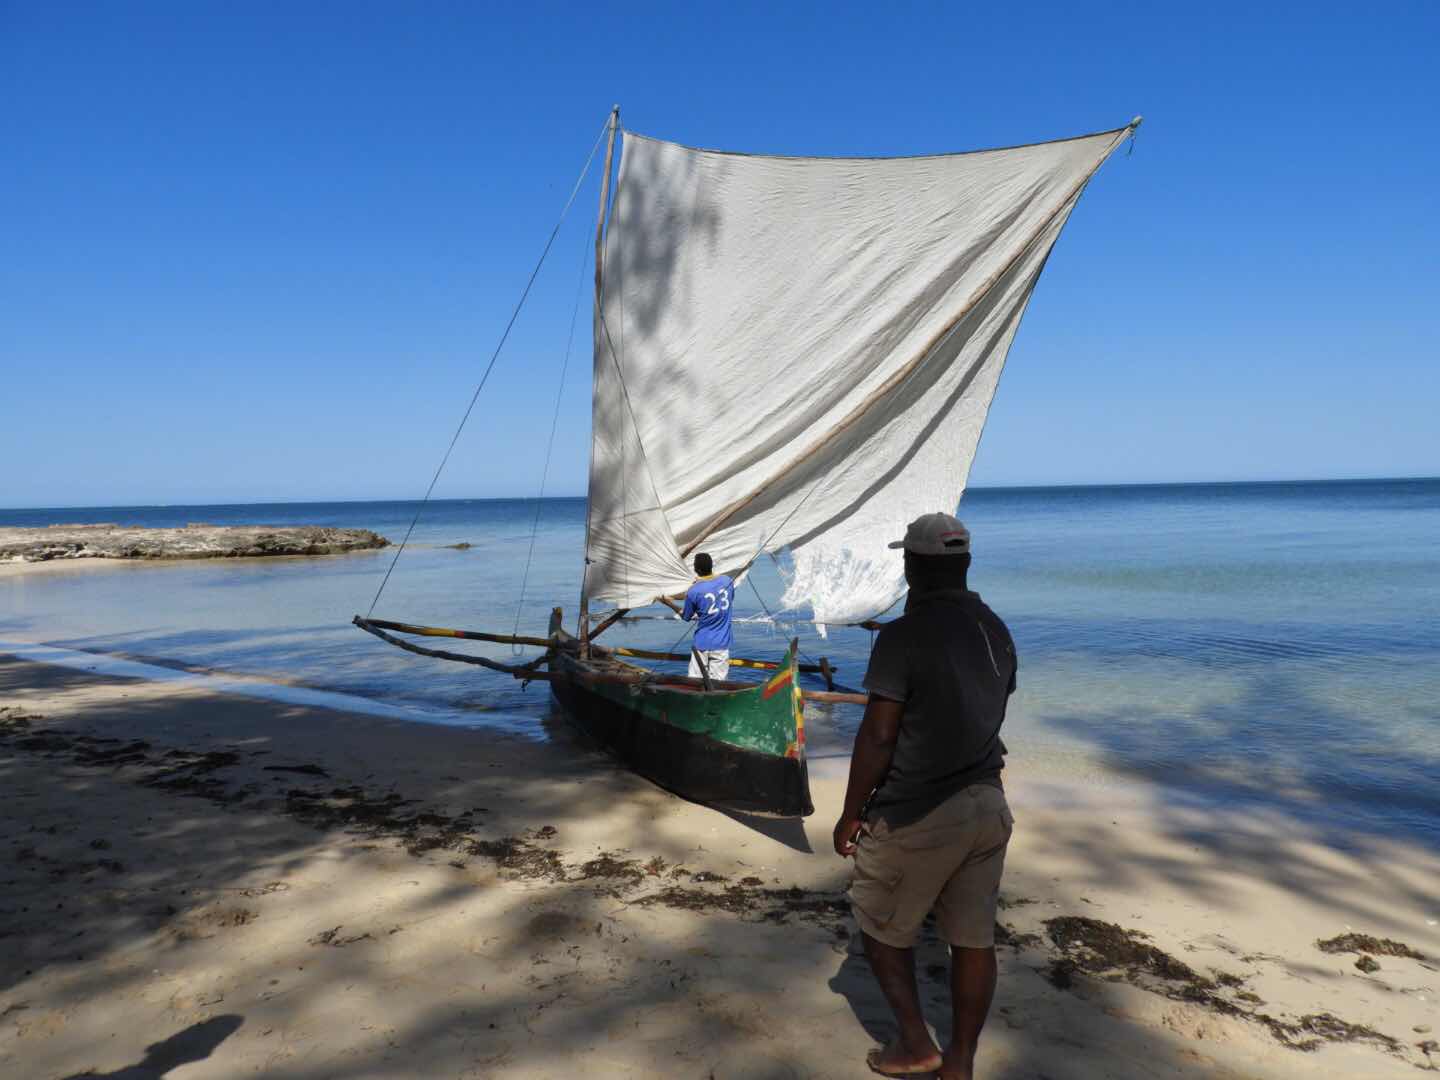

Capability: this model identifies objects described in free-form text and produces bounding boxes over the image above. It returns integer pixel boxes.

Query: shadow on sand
[4,656,1433,1077]
[62,1015,243,1079]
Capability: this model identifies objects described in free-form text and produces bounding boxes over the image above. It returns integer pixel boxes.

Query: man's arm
[681,590,696,622]
[833,694,904,856]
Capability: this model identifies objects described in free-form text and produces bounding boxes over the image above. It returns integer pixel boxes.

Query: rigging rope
[666,616,696,658]
[709,134,1142,629]
[366,118,610,618]
[584,151,687,614]
[725,263,990,630]
[744,574,822,668]
[511,226,592,645]
[652,572,818,671]
[590,305,682,601]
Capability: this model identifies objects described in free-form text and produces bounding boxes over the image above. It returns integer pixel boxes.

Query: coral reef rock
[1,524,389,563]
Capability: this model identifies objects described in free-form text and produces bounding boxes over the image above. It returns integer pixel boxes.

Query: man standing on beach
[834,513,1016,1080]
[682,552,734,682]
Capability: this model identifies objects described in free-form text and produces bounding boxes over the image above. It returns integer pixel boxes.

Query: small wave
[0,638,515,730]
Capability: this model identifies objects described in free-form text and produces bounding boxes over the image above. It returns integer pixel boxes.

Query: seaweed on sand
[1316,932,1427,962]
[1043,916,1408,1056]
[1045,916,1209,985]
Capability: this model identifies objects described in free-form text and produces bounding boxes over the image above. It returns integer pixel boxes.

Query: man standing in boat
[834,512,1016,1080]
[681,553,734,682]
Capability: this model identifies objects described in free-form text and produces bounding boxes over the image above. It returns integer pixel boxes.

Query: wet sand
[1,654,1437,1078]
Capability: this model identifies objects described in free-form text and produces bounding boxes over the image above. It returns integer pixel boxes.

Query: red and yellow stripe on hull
[761,641,805,760]
[761,666,794,700]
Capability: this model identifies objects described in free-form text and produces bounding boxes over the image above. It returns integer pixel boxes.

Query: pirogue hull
[549,634,813,818]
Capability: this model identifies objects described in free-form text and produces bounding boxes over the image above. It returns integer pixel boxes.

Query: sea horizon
[4,472,1438,514]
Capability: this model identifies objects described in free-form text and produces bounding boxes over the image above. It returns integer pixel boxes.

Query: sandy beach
[2,652,1437,1079]
[8,1,1437,1075]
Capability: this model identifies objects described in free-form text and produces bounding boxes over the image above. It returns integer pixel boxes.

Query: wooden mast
[580,104,621,658]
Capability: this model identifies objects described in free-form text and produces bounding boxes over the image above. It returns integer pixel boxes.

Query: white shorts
[688,649,730,681]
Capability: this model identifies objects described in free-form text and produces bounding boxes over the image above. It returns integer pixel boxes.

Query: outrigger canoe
[354,612,820,817]
[352,107,1140,822]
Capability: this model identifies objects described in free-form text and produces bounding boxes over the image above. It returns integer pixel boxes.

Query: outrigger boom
[352,615,868,705]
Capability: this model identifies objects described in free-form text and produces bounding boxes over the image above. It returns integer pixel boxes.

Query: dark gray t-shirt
[861,588,1017,828]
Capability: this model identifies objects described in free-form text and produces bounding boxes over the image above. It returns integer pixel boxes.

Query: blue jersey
[682,574,735,651]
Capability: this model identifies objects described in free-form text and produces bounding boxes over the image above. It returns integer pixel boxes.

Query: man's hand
[835,695,901,859]
[833,815,863,857]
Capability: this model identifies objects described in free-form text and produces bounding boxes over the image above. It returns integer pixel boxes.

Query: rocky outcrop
[0,524,390,563]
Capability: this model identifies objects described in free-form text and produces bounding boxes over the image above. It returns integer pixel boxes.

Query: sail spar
[584,122,1137,625]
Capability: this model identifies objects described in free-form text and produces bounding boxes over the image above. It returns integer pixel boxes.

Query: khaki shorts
[849,784,1013,949]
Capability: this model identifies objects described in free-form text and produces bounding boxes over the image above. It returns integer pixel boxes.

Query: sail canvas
[584,124,1136,625]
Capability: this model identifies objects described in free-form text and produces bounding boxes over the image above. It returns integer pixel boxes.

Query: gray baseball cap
[887,512,971,556]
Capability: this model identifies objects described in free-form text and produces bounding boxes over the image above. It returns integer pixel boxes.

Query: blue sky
[2,2,1436,507]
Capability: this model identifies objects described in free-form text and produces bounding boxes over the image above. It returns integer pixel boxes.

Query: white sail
[584,123,1136,624]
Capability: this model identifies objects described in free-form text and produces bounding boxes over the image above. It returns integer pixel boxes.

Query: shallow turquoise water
[4,479,1438,843]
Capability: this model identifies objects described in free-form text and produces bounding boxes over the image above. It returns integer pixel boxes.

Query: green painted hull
[550,638,813,817]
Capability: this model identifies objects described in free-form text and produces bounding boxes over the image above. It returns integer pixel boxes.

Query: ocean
[3,478,1438,844]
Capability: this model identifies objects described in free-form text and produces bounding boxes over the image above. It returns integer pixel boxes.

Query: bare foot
[937,1049,975,1080]
[867,1038,944,1077]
